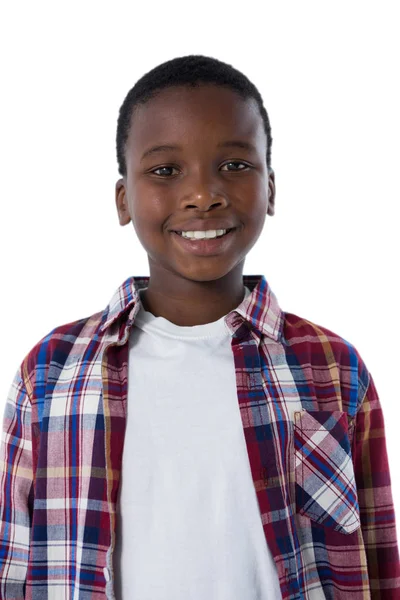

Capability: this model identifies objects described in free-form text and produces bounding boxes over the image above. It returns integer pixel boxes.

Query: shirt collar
[100,274,284,342]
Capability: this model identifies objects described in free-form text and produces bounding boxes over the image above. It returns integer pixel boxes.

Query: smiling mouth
[173,227,236,239]
[170,227,238,257]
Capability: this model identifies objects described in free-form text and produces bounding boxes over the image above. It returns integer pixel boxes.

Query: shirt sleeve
[0,367,33,599]
[352,369,400,597]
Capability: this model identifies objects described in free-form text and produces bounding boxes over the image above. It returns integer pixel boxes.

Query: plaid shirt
[1,274,399,599]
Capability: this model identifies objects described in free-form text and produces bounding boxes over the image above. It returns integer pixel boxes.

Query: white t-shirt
[113,287,282,599]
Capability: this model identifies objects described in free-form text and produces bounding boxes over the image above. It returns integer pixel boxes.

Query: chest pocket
[293,410,361,535]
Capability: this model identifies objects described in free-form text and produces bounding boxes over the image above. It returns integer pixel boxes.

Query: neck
[140,262,247,327]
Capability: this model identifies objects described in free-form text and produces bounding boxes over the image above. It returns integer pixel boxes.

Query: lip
[171,228,238,256]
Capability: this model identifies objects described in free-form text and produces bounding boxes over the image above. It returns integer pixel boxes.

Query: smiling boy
[1,55,399,599]
[115,81,274,327]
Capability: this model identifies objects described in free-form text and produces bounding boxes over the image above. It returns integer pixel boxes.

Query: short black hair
[116,54,273,178]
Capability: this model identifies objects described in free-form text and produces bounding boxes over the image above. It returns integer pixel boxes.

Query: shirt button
[103,566,110,582]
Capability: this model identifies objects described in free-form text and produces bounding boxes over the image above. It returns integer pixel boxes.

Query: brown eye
[151,166,178,177]
[221,161,250,171]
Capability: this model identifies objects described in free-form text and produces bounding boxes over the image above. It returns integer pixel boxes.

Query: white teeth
[179,229,227,240]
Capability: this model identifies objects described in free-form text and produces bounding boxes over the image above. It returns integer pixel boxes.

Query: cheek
[241,190,269,226]
[132,183,173,218]
[252,182,269,210]
[131,185,171,224]
[130,199,170,250]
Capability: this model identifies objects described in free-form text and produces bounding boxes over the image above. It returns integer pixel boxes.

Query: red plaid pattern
[294,409,361,534]
[1,274,399,599]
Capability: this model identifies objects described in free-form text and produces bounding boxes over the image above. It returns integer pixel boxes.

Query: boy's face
[115,84,275,283]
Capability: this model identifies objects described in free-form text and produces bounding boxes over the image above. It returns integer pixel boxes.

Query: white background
[1,1,399,540]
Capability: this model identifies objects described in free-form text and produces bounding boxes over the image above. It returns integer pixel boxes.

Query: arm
[0,368,33,599]
[352,370,400,598]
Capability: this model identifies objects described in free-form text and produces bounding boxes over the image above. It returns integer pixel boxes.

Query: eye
[149,161,251,178]
[221,161,250,172]
[150,166,178,177]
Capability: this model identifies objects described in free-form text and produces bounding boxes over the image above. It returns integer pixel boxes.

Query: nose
[181,193,229,212]
[179,172,229,211]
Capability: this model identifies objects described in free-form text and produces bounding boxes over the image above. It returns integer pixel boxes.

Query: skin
[115,84,275,326]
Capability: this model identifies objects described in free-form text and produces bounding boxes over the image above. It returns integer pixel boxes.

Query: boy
[1,54,399,599]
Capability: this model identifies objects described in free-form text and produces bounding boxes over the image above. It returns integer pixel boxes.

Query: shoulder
[281,311,370,410]
[283,310,355,350]
[20,309,105,391]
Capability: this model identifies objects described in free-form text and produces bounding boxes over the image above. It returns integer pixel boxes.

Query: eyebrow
[140,140,257,162]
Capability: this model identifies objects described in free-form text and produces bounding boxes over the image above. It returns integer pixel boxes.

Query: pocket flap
[294,410,360,534]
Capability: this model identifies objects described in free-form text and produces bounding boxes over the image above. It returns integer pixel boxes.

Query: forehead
[126,85,265,157]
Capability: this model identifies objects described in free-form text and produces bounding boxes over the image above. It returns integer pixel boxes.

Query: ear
[115,178,131,226]
[267,168,275,216]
